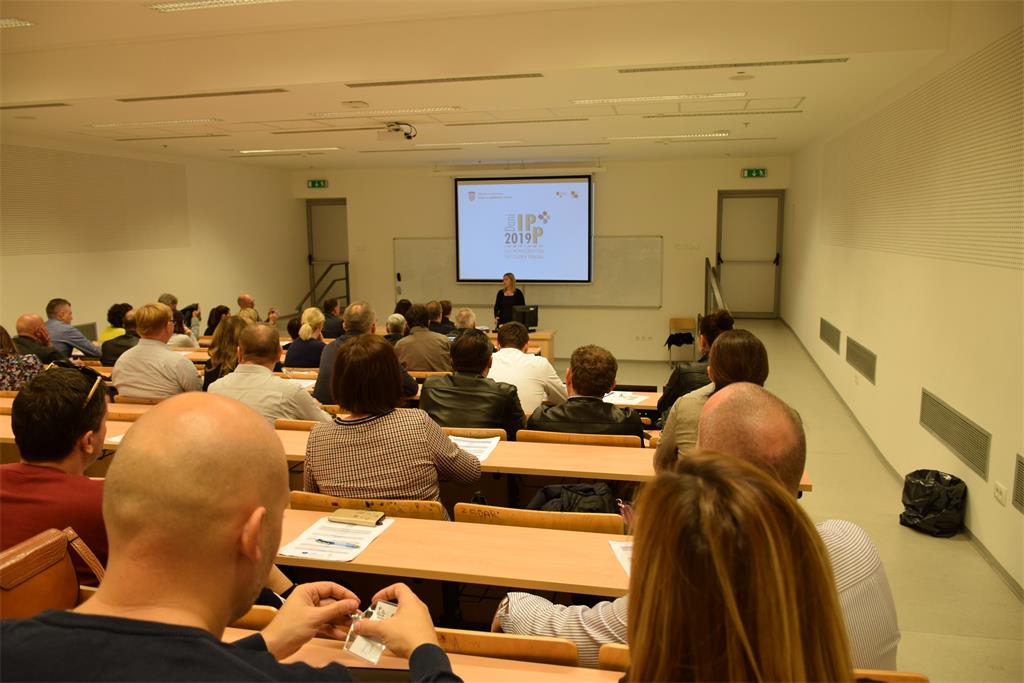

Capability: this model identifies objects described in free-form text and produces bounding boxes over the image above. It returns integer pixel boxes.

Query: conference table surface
[277,509,630,596]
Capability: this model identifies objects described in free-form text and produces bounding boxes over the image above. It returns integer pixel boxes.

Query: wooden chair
[517,430,642,448]
[614,384,656,392]
[0,527,105,619]
[230,604,279,630]
[289,491,446,521]
[105,410,144,422]
[435,627,578,667]
[408,370,452,382]
[112,395,162,405]
[454,502,624,534]
[442,427,508,440]
[274,419,318,431]
[78,359,102,367]
[597,643,630,671]
[648,435,660,449]
[853,670,930,683]
[319,404,341,415]
[0,390,19,398]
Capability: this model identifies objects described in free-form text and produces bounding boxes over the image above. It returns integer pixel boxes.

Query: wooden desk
[278,509,630,596]
[606,392,660,410]
[486,329,554,363]
[223,628,620,682]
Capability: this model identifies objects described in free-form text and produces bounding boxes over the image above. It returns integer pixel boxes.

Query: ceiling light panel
[0,18,33,28]
[149,0,290,12]
[611,102,683,116]
[91,118,222,128]
[239,147,340,154]
[415,141,522,147]
[571,91,746,104]
[310,106,460,117]
[607,131,730,141]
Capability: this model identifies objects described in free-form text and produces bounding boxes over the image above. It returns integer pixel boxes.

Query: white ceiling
[0,0,964,169]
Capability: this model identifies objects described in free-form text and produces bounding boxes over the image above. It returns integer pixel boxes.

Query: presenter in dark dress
[493,272,526,326]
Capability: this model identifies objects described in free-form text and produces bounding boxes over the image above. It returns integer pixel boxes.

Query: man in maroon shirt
[0,368,108,585]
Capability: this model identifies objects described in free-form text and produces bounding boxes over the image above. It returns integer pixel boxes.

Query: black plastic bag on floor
[899,469,967,537]
[526,482,617,513]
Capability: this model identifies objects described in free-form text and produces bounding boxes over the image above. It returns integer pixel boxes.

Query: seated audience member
[321,298,343,338]
[238,292,278,324]
[427,300,455,335]
[653,329,768,471]
[98,303,132,344]
[167,311,200,349]
[393,298,412,317]
[203,317,250,390]
[454,307,476,332]
[439,300,455,330]
[283,307,326,368]
[0,326,42,391]
[209,324,331,426]
[45,298,101,358]
[282,316,302,350]
[656,308,734,418]
[112,303,202,399]
[204,304,231,336]
[13,314,66,363]
[419,330,524,439]
[313,302,416,405]
[526,345,643,439]
[304,335,479,509]
[498,383,900,671]
[0,368,108,585]
[384,313,407,344]
[0,393,460,682]
[237,307,261,324]
[395,304,452,372]
[157,293,178,312]
[489,322,567,416]
[100,309,140,367]
[627,452,854,681]
[180,303,202,338]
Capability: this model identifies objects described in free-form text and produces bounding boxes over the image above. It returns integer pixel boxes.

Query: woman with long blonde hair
[202,316,250,390]
[283,307,326,368]
[628,451,853,682]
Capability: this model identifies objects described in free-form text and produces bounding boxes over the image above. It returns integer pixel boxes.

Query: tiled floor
[559,319,1023,682]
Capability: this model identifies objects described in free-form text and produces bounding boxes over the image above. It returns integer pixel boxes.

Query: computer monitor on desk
[512,305,539,331]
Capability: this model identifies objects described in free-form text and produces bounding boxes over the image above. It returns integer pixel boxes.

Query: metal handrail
[295,261,349,313]
[704,257,728,315]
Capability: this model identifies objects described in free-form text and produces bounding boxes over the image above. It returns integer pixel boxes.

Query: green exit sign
[307,179,328,189]
[741,168,767,178]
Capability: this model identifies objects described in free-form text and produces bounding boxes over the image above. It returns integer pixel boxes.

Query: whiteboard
[394,236,662,308]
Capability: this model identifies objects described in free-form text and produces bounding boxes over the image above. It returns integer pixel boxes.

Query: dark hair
[286,317,301,340]
[425,301,442,322]
[451,329,492,374]
[106,303,132,328]
[569,345,617,396]
[709,329,769,388]
[440,300,452,317]
[699,309,735,348]
[332,335,403,415]
[172,310,188,335]
[12,368,107,462]
[240,323,281,363]
[404,304,429,329]
[322,298,338,315]
[45,298,70,318]
[205,305,230,336]
[497,321,529,350]
[393,299,412,316]
[0,326,16,355]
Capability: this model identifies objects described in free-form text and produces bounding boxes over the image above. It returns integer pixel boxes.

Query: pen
[315,538,360,548]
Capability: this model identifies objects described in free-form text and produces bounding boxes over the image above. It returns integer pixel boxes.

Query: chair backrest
[289,491,446,521]
[319,404,341,414]
[853,670,930,683]
[230,604,279,630]
[597,643,630,671]
[442,427,508,441]
[112,395,162,405]
[0,527,105,619]
[517,429,642,448]
[648,434,660,449]
[274,419,318,431]
[0,390,18,398]
[669,317,696,331]
[454,502,624,534]
[435,627,578,667]
[105,410,144,422]
[408,370,452,382]
[614,384,656,392]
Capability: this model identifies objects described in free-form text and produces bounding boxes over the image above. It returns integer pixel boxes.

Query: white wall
[1,140,307,333]
[290,157,790,361]
[782,16,1023,586]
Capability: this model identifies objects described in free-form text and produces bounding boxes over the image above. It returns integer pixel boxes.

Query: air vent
[347,73,542,88]
[845,336,876,384]
[117,88,287,102]
[498,142,610,148]
[620,58,848,74]
[0,102,70,110]
[446,118,588,127]
[645,110,803,119]
[920,389,991,479]
[1014,454,1024,513]
[270,127,381,135]
[820,318,841,353]
[115,134,230,142]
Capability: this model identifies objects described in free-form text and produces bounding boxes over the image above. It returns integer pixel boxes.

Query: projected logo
[504,211,549,250]
[468,191,476,201]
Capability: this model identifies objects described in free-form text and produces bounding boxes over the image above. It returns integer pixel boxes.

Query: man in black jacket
[100,309,140,367]
[419,329,524,440]
[13,313,65,363]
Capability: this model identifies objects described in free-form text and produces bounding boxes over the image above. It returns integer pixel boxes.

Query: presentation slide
[456,176,592,282]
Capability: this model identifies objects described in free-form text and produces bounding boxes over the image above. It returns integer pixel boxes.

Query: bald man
[238,292,278,324]
[13,313,65,363]
[0,393,459,681]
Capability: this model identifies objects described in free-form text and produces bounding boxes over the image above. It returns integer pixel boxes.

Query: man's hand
[350,583,439,658]
[267,307,279,324]
[261,582,360,660]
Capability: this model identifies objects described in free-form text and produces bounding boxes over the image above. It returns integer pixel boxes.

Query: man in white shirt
[496,383,900,671]
[209,324,331,426]
[111,303,201,399]
[487,321,566,416]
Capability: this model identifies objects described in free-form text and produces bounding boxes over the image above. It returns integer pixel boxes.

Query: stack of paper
[603,391,646,405]
[609,540,632,576]
[448,435,500,463]
[279,517,394,562]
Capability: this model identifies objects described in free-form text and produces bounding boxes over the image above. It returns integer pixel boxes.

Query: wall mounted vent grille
[820,318,841,353]
[347,73,542,88]
[1013,454,1024,514]
[620,58,847,74]
[0,102,70,110]
[117,88,286,102]
[845,337,876,383]
[919,389,991,480]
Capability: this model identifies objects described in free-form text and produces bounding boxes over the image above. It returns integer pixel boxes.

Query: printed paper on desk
[448,435,500,462]
[105,433,126,445]
[279,517,395,562]
[603,391,646,405]
[609,540,632,576]
[284,378,316,390]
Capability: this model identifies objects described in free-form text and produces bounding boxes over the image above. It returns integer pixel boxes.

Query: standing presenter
[493,272,526,327]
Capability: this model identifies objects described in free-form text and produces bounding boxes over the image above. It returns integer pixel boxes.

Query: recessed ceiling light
[0,18,33,28]
[91,118,223,128]
[149,0,289,12]
[415,140,522,147]
[238,147,340,154]
[607,131,730,141]
[572,92,745,105]
[310,106,461,117]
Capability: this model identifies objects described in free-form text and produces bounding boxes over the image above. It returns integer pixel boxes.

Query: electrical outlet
[993,482,1008,507]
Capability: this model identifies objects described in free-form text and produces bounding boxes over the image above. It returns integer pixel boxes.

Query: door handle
[773,253,780,266]
[716,252,724,266]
